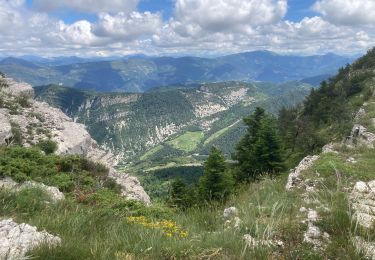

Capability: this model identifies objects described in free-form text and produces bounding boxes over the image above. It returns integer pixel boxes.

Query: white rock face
[0,77,150,205]
[353,236,375,260]
[345,124,375,148]
[223,207,238,218]
[145,123,182,147]
[243,234,284,248]
[285,155,320,190]
[109,170,151,205]
[194,103,227,118]
[0,177,65,202]
[2,77,34,98]
[322,143,338,154]
[0,109,12,146]
[351,181,375,228]
[222,88,248,106]
[303,209,330,249]
[0,218,61,260]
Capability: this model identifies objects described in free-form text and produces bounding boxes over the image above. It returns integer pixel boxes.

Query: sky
[0,0,374,57]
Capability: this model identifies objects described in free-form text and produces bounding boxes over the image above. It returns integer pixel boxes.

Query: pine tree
[198,147,234,202]
[253,117,284,173]
[169,178,190,209]
[235,107,284,181]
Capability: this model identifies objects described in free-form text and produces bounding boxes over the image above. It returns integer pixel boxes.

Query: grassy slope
[4,156,367,259]
[1,174,303,259]
[2,122,374,259]
[5,90,374,259]
[203,120,241,146]
[167,131,204,152]
[140,145,164,161]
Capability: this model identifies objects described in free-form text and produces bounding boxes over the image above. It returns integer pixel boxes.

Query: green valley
[35,81,312,166]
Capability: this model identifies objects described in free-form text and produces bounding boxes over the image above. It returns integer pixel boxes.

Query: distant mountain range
[0,51,353,92]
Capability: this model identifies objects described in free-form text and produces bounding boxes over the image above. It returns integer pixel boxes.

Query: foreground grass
[1,147,372,259]
[1,173,311,259]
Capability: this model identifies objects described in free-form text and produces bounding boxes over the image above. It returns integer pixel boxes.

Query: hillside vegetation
[1,48,375,259]
[35,81,311,164]
[35,81,312,198]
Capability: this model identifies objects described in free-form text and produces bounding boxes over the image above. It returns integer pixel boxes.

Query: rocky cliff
[0,75,150,204]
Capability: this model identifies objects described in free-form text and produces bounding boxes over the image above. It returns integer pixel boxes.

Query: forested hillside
[35,81,312,164]
[279,47,375,167]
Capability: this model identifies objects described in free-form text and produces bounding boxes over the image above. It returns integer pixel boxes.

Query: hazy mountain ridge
[1,51,352,92]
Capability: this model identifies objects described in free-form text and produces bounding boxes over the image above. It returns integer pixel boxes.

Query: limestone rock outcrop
[0,76,150,204]
[0,177,65,202]
[243,234,284,248]
[0,218,61,260]
[345,124,375,148]
[353,236,375,260]
[223,207,238,219]
[350,181,375,228]
[0,109,12,146]
[285,155,320,190]
[109,170,150,205]
[302,209,330,249]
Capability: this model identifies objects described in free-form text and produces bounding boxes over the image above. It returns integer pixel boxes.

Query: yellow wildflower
[125,216,188,238]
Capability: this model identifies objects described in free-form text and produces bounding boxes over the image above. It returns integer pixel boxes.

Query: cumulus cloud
[313,0,375,26]
[32,0,139,14]
[0,0,374,56]
[0,0,25,33]
[93,11,162,40]
[172,0,287,36]
[153,15,375,55]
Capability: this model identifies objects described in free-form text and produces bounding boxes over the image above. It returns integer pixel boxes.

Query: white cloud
[59,20,98,45]
[172,0,287,36]
[32,0,139,14]
[0,0,374,57]
[313,0,375,26]
[0,0,25,33]
[93,11,162,40]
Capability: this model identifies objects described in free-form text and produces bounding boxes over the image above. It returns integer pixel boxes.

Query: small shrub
[84,188,120,207]
[103,178,122,193]
[0,78,8,88]
[51,173,75,192]
[37,139,58,155]
[16,94,31,108]
[29,112,45,122]
[0,94,4,108]
[10,122,22,145]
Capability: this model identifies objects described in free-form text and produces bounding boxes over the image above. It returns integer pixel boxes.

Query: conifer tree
[169,178,190,209]
[198,147,234,202]
[235,107,284,181]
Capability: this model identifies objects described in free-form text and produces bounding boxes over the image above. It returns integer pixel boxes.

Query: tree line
[168,47,375,209]
[169,107,284,208]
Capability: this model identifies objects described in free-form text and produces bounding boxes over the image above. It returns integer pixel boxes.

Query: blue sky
[286,0,317,21]
[1,0,374,57]
[25,0,317,23]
